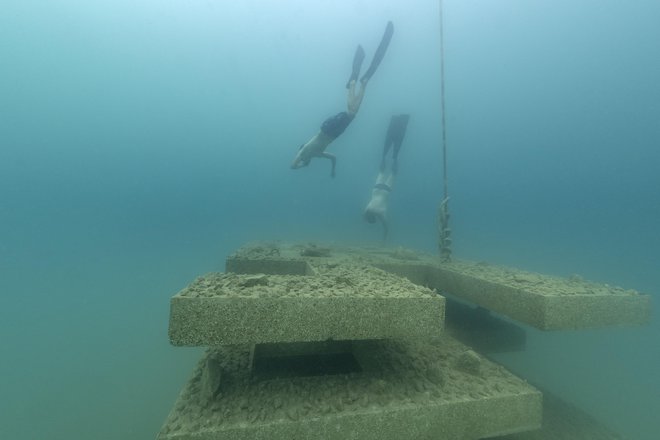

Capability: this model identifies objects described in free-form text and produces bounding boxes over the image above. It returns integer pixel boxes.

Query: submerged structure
[157,241,650,439]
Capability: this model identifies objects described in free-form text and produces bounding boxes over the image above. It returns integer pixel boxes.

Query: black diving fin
[360,21,394,84]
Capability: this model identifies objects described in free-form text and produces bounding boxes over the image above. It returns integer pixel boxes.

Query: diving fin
[360,21,394,84]
[390,113,410,163]
[346,45,366,88]
[387,114,410,145]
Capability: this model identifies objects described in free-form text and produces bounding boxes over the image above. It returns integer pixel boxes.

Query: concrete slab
[225,241,313,276]
[169,264,444,346]
[227,242,651,330]
[156,336,542,440]
[426,260,651,330]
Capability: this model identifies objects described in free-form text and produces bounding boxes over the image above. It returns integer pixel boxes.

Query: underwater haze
[1,0,659,439]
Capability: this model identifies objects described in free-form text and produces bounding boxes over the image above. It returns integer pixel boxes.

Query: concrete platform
[226,242,651,330]
[157,336,542,440]
[169,264,444,346]
[425,261,651,330]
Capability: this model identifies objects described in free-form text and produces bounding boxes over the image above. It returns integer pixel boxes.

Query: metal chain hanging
[438,0,452,262]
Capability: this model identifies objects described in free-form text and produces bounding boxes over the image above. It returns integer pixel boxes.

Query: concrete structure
[157,337,541,440]
[158,241,649,439]
[226,242,651,330]
[169,265,444,346]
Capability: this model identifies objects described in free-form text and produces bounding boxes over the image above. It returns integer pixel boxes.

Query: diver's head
[364,211,377,224]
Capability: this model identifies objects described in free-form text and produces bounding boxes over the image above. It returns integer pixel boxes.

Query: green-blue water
[1,1,658,438]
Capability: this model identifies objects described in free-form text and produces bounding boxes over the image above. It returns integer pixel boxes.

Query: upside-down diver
[291,21,394,177]
[364,113,410,239]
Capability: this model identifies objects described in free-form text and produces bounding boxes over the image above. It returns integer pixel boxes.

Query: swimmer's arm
[321,152,336,178]
[381,216,389,241]
[291,142,312,169]
[291,153,306,169]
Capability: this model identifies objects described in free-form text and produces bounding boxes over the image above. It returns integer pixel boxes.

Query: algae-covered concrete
[157,241,641,440]
[426,262,651,330]
[157,336,542,440]
[169,263,444,346]
[226,242,651,330]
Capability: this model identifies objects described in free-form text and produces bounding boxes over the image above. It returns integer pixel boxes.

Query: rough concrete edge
[156,365,541,440]
[169,296,445,346]
[428,265,547,329]
[158,393,541,440]
[541,292,652,330]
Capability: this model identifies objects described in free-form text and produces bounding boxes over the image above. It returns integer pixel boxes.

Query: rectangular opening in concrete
[252,341,362,380]
[254,352,362,380]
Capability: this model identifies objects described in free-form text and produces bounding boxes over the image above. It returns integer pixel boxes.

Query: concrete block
[226,242,324,275]
[428,262,652,330]
[227,243,651,330]
[169,264,444,346]
[156,336,542,440]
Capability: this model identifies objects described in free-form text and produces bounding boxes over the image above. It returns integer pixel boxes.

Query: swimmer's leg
[347,80,366,115]
[381,215,389,241]
[346,45,365,88]
[360,21,394,85]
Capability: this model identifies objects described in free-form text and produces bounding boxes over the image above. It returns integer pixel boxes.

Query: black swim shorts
[320,112,355,139]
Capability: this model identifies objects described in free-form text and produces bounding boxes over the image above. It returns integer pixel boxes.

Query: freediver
[364,113,410,240]
[290,21,394,177]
